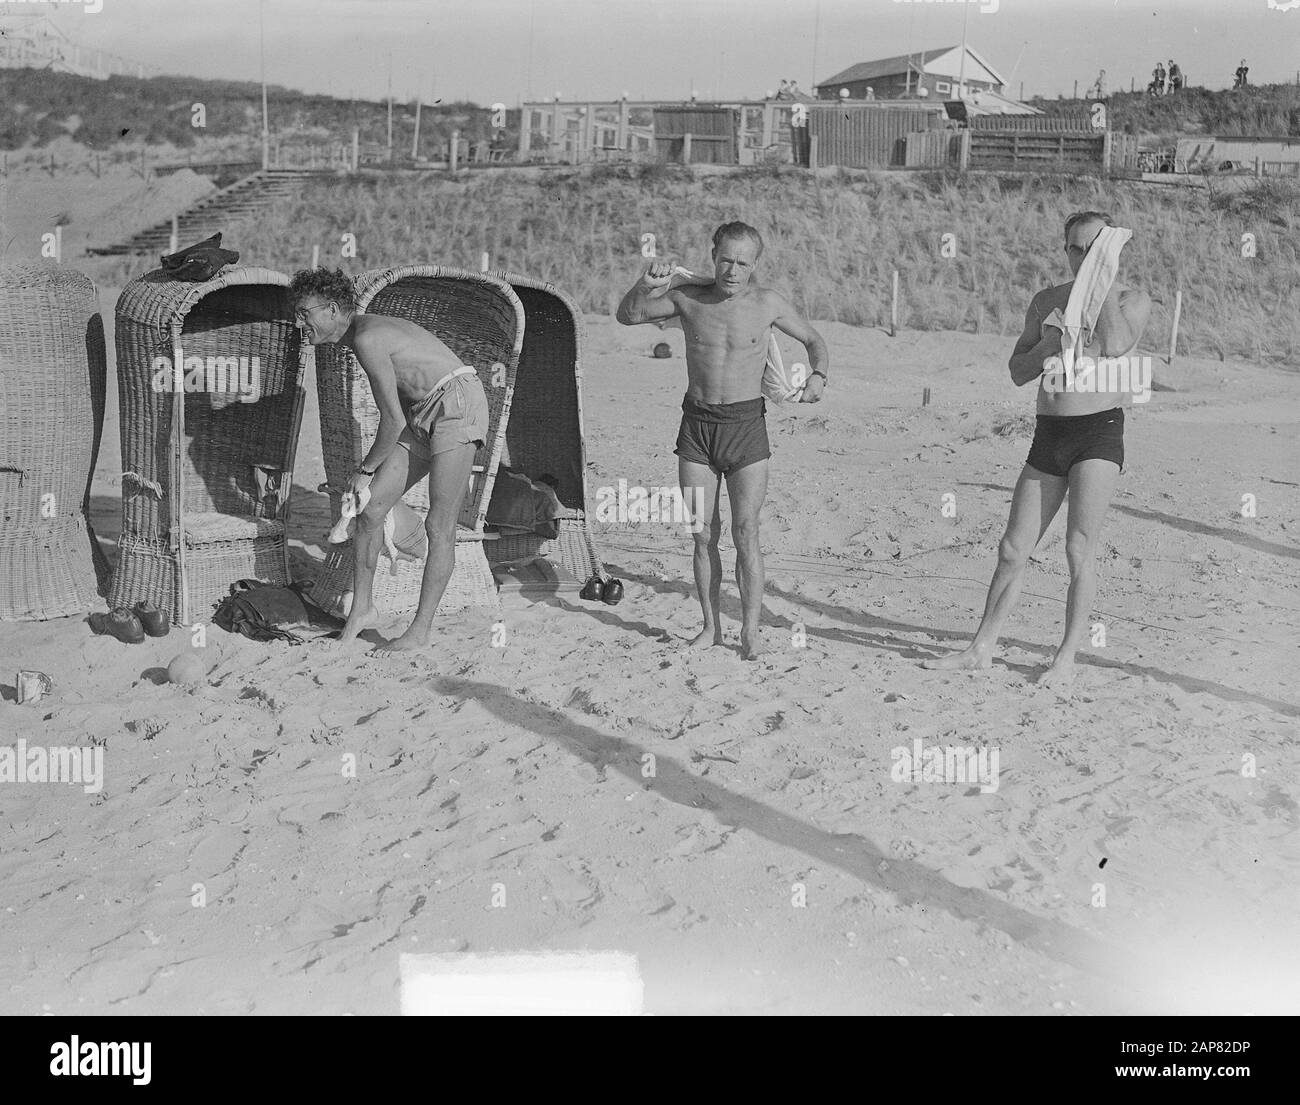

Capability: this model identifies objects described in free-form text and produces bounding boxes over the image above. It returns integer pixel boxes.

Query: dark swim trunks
[1026,407,1125,477]
[674,395,771,475]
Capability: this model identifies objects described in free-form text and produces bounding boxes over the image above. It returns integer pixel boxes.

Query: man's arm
[616,261,680,325]
[1008,292,1061,387]
[1084,287,1151,358]
[352,331,406,479]
[770,292,829,401]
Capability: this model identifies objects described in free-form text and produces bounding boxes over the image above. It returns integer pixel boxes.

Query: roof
[818,48,951,88]
[818,45,1006,90]
[963,90,1043,116]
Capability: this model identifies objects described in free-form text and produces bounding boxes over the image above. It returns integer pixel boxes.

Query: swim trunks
[397,366,489,463]
[674,394,770,475]
[1026,407,1124,477]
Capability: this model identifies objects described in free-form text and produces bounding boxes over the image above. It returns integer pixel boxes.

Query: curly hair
[288,268,357,312]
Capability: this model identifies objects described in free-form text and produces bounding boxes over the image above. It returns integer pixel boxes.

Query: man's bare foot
[1036,659,1077,689]
[921,644,994,671]
[684,626,723,650]
[740,629,764,661]
[325,606,381,649]
[373,624,434,655]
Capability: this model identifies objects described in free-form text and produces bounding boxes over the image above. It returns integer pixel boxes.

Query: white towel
[1043,225,1133,380]
[667,268,803,404]
[328,484,408,575]
[760,333,805,404]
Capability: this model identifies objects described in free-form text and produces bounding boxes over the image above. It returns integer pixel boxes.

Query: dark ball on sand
[653,342,672,359]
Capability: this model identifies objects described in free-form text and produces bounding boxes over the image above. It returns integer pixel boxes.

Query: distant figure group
[1234,59,1249,90]
[1148,59,1184,95]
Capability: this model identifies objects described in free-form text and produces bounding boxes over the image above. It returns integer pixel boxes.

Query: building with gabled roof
[816,45,1005,101]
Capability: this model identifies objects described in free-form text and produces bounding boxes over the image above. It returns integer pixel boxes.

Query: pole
[809,134,819,171]
[170,215,179,253]
[957,0,970,97]
[311,244,320,269]
[450,129,460,172]
[1073,79,1079,99]
[260,0,269,171]
[387,53,394,162]
[682,132,692,163]
[352,127,359,172]
[890,270,899,337]
[480,251,490,272]
[811,0,821,92]
[412,98,422,159]
[1168,284,1183,364]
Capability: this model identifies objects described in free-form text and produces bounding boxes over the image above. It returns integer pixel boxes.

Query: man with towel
[616,222,829,660]
[289,269,489,653]
[922,212,1150,687]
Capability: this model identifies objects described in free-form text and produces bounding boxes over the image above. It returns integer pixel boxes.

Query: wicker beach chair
[109,267,308,626]
[309,265,523,618]
[486,272,604,585]
[0,262,110,620]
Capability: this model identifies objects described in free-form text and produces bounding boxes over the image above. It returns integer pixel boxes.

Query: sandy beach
[2,296,1296,1015]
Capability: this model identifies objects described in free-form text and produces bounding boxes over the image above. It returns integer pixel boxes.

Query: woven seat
[0,262,110,620]
[108,267,308,625]
[485,273,604,584]
[309,266,524,618]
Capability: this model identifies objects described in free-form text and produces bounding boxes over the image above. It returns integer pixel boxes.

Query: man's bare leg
[1038,458,1120,688]
[727,458,769,661]
[333,444,424,646]
[679,457,723,648]
[374,441,475,654]
[923,464,1067,670]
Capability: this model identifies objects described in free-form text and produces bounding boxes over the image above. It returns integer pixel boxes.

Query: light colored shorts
[397,367,490,464]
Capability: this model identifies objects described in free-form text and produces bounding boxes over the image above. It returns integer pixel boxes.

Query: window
[935,81,952,94]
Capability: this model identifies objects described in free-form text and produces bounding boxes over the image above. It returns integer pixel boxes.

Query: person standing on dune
[290,268,489,654]
[922,212,1150,687]
[616,222,829,660]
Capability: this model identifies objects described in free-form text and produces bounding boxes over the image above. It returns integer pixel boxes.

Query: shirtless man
[289,269,489,653]
[922,212,1151,686]
[615,222,829,660]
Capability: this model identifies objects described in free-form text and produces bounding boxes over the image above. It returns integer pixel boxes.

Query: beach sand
[1,303,1297,1015]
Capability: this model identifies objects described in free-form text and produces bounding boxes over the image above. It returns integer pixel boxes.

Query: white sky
[25,0,1300,105]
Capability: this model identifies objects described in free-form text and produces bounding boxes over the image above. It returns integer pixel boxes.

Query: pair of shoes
[580,576,625,605]
[133,601,170,637]
[88,602,170,644]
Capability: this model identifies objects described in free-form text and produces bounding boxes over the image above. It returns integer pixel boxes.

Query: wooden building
[816,45,1005,101]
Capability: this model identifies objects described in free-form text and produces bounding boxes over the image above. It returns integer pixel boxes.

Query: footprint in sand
[539,860,602,912]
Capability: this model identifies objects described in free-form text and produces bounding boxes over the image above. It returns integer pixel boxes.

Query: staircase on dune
[87,168,333,256]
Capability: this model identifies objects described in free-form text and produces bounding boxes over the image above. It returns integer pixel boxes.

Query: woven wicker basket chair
[487,272,604,583]
[108,267,307,626]
[309,265,523,618]
[0,262,110,620]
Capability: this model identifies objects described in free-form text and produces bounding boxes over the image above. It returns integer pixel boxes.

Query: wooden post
[412,98,422,159]
[1168,284,1183,364]
[311,244,320,269]
[520,107,532,158]
[169,215,179,254]
[480,250,490,272]
[922,387,931,407]
[809,133,819,170]
[617,98,629,150]
[890,270,899,337]
[959,129,971,171]
[580,104,593,164]
[450,130,460,172]
[682,132,692,163]
[352,127,360,172]
[1102,129,1113,176]
[552,99,562,160]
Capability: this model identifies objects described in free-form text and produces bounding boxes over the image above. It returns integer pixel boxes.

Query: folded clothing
[486,467,564,538]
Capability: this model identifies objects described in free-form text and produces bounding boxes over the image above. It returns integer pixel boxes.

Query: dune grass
[109,163,1300,366]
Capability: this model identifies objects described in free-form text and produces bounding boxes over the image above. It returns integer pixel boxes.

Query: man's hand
[640,260,675,293]
[800,375,825,403]
[347,469,374,500]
